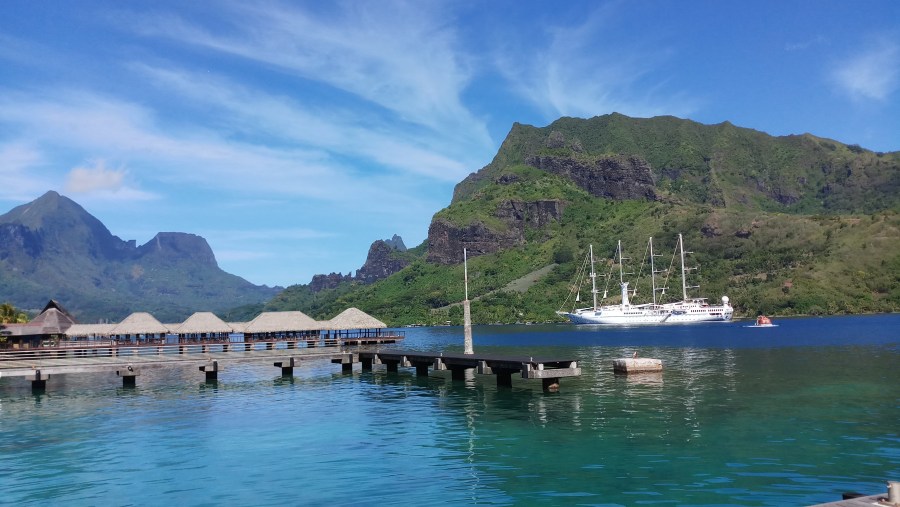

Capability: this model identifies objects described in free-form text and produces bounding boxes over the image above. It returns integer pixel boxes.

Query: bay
[1,314,898,506]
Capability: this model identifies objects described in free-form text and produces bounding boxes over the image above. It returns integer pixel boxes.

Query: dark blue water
[1,315,897,506]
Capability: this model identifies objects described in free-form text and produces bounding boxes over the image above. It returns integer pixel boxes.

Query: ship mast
[679,233,688,300]
[589,244,598,311]
[650,237,657,305]
[618,240,630,308]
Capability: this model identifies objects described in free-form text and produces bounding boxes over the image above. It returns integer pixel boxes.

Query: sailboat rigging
[557,234,733,325]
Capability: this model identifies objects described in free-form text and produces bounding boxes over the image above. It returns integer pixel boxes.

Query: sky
[1,1,898,288]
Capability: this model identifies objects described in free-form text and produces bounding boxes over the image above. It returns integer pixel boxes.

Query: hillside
[264,114,900,326]
[0,191,279,322]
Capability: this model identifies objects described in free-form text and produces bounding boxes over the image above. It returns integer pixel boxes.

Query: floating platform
[613,357,663,374]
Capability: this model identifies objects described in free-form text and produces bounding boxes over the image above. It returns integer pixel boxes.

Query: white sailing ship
[557,234,733,325]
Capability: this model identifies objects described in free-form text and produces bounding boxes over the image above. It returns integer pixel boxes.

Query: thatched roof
[242,311,321,333]
[66,323,115,337]
[228,322,248,333]
[26,307,76,334]
[172,312,233,334]
[326,308,386,331]
[109,312,170,335]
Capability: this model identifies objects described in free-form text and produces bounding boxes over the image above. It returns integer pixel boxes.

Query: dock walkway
[1,343,580,392]
[334,349,581,391]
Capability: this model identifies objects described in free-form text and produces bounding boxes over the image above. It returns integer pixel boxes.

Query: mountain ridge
[261,113,900,325]
[0,191,279,322]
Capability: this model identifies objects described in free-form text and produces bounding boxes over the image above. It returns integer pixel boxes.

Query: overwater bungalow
[171,312,234,343]
[108,312,170,344]
[242,311,322,341]
[0,300,75,349]
[325,307,393,344]
[64,323,116,344]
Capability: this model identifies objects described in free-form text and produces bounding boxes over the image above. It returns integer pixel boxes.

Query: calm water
[1,315,897,506]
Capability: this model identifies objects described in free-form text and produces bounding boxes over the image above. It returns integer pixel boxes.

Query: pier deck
[1,343,581,392]
[334,349,581,391]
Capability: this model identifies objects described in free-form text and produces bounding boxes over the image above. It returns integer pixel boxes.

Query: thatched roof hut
[242,311,321,334]
[171,312,233,334]
[326,308,386,331]
[66,323,115,337]
[109,312,170,336]
[24,307,76,335]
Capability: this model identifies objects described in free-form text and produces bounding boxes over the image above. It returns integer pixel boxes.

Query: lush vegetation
[0,302,29,324]
[251,114,899,326]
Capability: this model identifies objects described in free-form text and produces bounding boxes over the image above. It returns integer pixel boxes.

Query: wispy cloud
[832,36,900,101]
[0,142,52,201]
[131,63,473,182]
[784,35,828,52]
[125,1,493,151]
[493,4,696,121]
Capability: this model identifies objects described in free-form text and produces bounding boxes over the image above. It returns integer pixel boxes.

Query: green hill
[258,114,900,325]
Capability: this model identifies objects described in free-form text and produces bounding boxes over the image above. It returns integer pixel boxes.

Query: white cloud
[64,160,158,201]
[493,4,696,121]
[127,1,494,151]
[0,142,53,201]
[832,37,900,101]
[65,160,125,193]
[131,63,473,182]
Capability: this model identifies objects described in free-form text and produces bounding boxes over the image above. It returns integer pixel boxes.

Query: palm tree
[0,302,28,324]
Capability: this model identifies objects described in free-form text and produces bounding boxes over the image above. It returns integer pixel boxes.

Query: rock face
[426,199,565,265]
[310,272,353,292]
[307,235,409,291]
[525,154,658,201]
[356,239,410,284]
[137,232,218,265]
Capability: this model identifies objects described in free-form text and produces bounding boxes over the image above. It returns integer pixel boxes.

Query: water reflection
[1,317,898,505]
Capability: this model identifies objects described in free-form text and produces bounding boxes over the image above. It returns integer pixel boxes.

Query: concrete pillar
[200,360,221,381]
[116,365,139,388]
[496,370,513,388]
[29,370,48,392]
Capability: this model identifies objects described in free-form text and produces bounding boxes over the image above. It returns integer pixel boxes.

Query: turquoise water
[1,315,898,506]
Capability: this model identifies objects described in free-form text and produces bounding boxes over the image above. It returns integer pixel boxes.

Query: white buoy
[613,357,663,373]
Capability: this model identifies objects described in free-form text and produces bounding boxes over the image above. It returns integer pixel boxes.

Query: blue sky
[1,1,898,288]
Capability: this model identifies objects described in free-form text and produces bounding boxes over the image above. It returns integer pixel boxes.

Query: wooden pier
[1,342,581,392]
[333,350,581,392]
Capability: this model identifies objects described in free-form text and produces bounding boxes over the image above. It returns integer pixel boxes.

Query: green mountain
[262,114,900,326]
[0,191,279,322]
